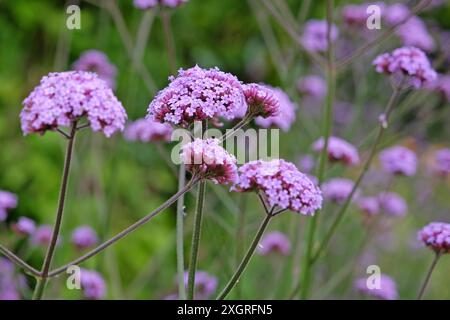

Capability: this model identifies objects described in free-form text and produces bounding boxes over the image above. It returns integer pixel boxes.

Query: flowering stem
[221,115,252,143]
[161,10,177,75]
[299,0,335,300]
[176,163,187,300]
[310,81,404,266]
[217,211,273,300]
[0,244,41,277]
[33,121,77,300]
[417,252,441,300]
[47,177,199,278]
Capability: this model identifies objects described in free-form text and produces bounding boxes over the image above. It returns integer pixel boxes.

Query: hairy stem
[33,122,77,300]
[417,252,441,300]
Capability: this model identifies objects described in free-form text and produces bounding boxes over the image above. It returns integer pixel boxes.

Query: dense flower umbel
[233,159,322,216]
[11,217,36,236]
[181,139,238,185]
[254,87,296,132]
[148,65,245,127]
[20,71,127,137]
[355,274,398,300]
[313,136,360,166]
[379,145,417,176]
[297,75,326,99]
[183,271,218,300]
[73,50,117,89]
[71,226,98,250]
[80,269,106,300]
[432,148,450,177]
[322,178,356,204]
[134,0,187,9]
[0,190,18,221]
[302,20,338,52]
[257,231,291,256]
[373,47,437,88]
[418,222,450,253]
[242,83,279,118]
[377,192,407,217]
[124,118,173,143]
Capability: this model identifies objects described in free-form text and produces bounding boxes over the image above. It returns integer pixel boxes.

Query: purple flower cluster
[0,258,21,300]
[379,145,417,176]
[31,225,53,247]
[181,138,238,185]
[80,269,106,300]
[73,50,117,89]
[254,86,296,132]
[342,2,386,27]
[358,196,380,216]
[124,118,173,143]
[242,83,279,118]
[302,20,338,52]
[432,148,450,177]
[373,47,437,88]
[183,271,218,299]
[0,190,17,221]
[377,192,407,217]
[313,136,360,167]
[322,178,356,204]
[297,75,326,99]
[11,217,36,236]
[426,75,450,102]
[257,231,291,256]
[71,226,98,250]
[418,222,450,254]
[148,66,245,127]
[233,159,322,216]
[354,274,398,300]
[134,0,187,9]
[20,71,127,137]
[395,17,435,53]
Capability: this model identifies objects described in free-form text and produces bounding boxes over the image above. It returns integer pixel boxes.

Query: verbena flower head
[418,222,450,253]
[384,3,410,25]
[148,65,244,127]
[242,83,279,118]
[313,136,360,166]
[432,148,450,177]
[254,87,296,132]
[377,192,407,217]
[124,118,173,143]
[395,17,435,52]
[183,271,217,300]
[0,258,20,300]
[181,138,238,185]
[257,231,291,256]
[297,75,326,99]
[322,178,356,204]
[373,47,437,88]
[355,274,398,300]
[71,226,98,250]
[426,75,450,102]
[31,225,53,247]
[0,190,18,221]
[298,155,315,173]
[73,50,117,89]
[20,71,127,137]
[358,196,380,216]
[80,269,106,300]
[302,20,338,52]
[233,159,322,216]
[12,217,36,236]
[379,145,417,176]
[134,0,187,9]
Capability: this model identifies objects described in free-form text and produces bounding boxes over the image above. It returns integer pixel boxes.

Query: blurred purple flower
[395,17,435,52]
[80,269,106,300]
[313,136,360,167]
[418,222,450,254]
[342,2,386,27]
[298,155,315,173]
[426,75,450,102]
[322,178,357,204]
[134,0,187,9]
[73,50,117,89]
[297,75,326,99]
[384,3,410,25]
[377,192,407,217]
[20,71,127,137]
[31,225,54,247]
[302,20,338,52]
[257,231,291,256]
[379,145,417,176]
[124,118,173,143]
[71,226,98,250]
[183,271,217,299]
[0,190,18,222]
[355,273,398,300]
[358,196,380,216]
[432,148,450,177]
[11,217,36,236]
[0,258,21,300]
[233,159,322,216]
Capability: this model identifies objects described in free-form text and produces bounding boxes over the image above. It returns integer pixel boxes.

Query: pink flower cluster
[255,86,296,132]
[124,118,173,143]
[373,47,437,88]
[0,190,18,221]
[20,71,127,137]
[233,159,322,216]
[181,138,238,185]
[148,66,245,127]
[322,178,356,204]
[379,145,417,176]
[257,231,291,256]
[71,226,98,250]
[73,50,117,89]
[80,269,106,300]
[134,0,187,9]
[418,222,450,253]
[354,274,398,300]
[313,136,360,166]
[302,20,338,52]
[242,83,279,118]
[358,192,407,217]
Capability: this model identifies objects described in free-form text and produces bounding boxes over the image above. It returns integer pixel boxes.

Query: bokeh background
[0,0,449,299]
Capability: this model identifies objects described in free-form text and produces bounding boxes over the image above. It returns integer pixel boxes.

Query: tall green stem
[417,252,441,300]
[33,122,77,300]
[176,163,187,300]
